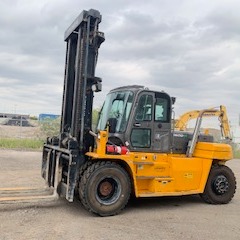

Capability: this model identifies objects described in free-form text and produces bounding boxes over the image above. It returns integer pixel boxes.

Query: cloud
[0,0,239,138]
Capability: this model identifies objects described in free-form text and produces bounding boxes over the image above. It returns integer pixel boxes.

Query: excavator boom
[175,105,232,139]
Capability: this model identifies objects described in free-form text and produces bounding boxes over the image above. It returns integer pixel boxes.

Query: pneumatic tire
[200,164,236,204]
[79,161,131,216]
[75,161,93,199]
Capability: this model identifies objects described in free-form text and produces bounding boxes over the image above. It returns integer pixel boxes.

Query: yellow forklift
[1,9,236,216]
[42,9,236,216]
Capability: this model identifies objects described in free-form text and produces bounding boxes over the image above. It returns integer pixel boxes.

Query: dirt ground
[0,150,239,240]
[0,125,42,139]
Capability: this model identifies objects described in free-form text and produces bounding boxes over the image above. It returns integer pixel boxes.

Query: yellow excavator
[175,105,232,140]
[0,9,237,216]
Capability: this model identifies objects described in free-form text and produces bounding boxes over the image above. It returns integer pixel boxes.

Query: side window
[155,98,169,122]
[131,129,151,148]
[135,95,153,121]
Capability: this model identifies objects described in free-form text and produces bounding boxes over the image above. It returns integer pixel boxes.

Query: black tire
[75,161,93,198]
[200,164,236,204]
[79,161,131,216]
[79,161,94,177]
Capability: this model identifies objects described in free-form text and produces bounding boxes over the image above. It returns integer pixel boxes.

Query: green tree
[92,108,100,130]
[40,117,61,138]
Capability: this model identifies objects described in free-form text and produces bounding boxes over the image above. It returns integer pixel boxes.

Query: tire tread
[79,161,130,216]
[200,164,236,204]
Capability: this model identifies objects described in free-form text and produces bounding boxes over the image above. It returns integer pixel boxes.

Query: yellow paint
[86,130,233,198]
[194,142,233,160]
[95,131,108,155]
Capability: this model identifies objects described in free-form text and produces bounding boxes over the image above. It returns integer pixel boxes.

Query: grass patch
[0,138,44,150]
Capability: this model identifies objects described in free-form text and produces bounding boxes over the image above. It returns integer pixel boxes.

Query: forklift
[1,9,236,216]
[41,9,236,216]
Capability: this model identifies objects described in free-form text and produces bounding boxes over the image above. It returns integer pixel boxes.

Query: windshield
[97,90,134,133]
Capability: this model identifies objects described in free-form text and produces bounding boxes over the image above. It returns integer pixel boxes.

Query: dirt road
[0,150,239,240]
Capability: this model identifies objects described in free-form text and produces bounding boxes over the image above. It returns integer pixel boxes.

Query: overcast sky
[0,0,239,138]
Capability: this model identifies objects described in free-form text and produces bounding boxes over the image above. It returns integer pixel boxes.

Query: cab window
[155,98,169,122]
[135,95,153,121]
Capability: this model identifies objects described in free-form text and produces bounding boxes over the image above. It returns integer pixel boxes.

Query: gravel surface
[0,150,239,240]
[0,125,41,139]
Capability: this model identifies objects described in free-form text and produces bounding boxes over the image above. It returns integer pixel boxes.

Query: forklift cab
[97,85,173,152]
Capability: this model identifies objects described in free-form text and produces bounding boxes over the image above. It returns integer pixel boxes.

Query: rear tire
[79,161,131,216]
[200,164,236,204]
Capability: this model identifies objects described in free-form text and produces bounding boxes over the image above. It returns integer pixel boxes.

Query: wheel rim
[212,175,229,195]
[96,177,121,205]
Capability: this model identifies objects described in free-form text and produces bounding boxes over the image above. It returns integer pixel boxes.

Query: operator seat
[108,118,118,133]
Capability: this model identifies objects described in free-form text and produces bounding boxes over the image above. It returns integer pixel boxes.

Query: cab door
[152,92,172,152]
[129,92,154,152]
[129,91,172,153]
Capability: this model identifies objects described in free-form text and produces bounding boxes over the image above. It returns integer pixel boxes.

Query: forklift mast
[42,9,104,202]
[61,9,104,151]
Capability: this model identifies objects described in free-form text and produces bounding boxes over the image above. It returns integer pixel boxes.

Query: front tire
[79,161,131,216]
[200,164,236,204]
[75,161,93,199]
